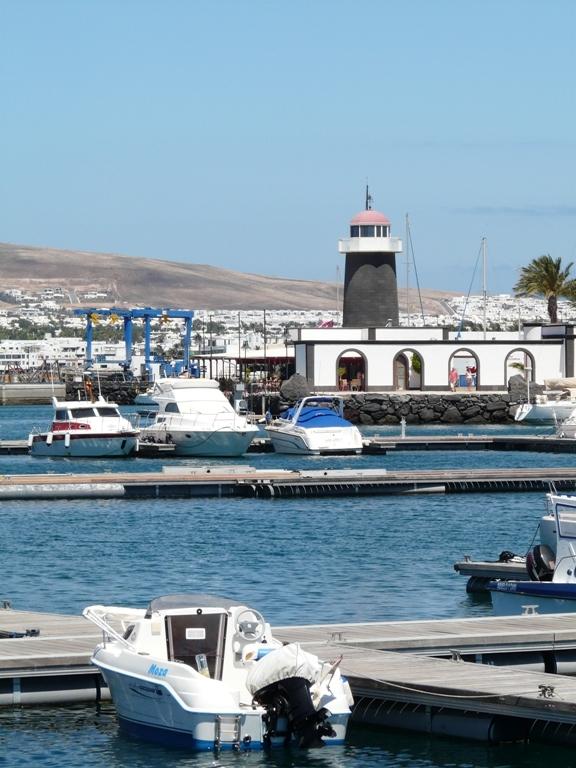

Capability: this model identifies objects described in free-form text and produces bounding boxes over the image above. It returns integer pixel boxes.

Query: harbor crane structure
[73,307,194,375]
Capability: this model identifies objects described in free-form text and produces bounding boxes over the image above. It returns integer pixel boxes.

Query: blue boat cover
[282,406,351,428]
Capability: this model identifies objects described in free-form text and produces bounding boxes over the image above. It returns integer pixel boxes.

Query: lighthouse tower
[338,191,403,327]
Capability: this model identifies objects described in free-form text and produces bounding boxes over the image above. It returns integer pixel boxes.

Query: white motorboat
[488,492,576,615]
[28,396,138,457]
[83,594,352,751]
[265,396,363,455]
[138,379,259,456]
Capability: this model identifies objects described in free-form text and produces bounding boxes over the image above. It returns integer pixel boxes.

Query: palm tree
[514,254,576,323]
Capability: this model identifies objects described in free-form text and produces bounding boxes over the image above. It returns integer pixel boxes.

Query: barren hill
[0,242,458,313]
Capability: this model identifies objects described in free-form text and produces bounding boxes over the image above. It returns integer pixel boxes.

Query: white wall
[303,340,565,389]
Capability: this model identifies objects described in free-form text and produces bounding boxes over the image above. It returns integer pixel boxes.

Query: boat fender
[64,433,71,448]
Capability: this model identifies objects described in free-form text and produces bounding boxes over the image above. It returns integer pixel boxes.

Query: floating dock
[1,465,576,500]
[6,607,576,744]
[2,433,576,456]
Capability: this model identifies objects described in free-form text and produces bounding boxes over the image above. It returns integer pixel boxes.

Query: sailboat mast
[482,237,487,340]
[405,214,410,327]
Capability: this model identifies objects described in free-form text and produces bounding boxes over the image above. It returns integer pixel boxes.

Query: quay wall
[341,392,517,425]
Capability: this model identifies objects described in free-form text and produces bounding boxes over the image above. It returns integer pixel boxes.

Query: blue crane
[73,307,194,375]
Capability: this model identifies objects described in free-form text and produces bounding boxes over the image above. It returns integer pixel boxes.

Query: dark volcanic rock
[279,374,311,403]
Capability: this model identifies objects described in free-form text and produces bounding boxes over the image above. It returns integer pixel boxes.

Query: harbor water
[1,405,575,767]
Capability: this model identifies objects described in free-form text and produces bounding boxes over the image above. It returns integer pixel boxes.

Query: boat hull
[265,426,363,455]
[140,427,258,457]
[96,663,348,751]
[489,581,576,615]
[515,402,576,424]
[30,433,138,458]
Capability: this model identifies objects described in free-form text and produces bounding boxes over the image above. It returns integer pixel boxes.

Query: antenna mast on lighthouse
[365,184,373,210]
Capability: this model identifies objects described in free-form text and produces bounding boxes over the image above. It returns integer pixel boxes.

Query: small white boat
[514,393,576,425]
[488,492,576,615]
[139,379,259,456]
[28,396,138,457]
[265,396,363,455]
[555,409,576,438]
[83,594,352,751]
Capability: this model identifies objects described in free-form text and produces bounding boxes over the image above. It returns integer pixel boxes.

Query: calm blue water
[0,406,573,767]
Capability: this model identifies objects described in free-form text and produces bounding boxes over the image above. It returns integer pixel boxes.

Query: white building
[292,202,572,392]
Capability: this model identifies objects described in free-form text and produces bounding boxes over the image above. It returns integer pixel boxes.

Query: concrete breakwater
[342,392,517,425]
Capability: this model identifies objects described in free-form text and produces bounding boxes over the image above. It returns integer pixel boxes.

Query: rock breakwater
[342,393,516,425]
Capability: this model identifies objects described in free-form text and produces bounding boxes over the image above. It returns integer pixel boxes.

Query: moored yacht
[83,594,352,751]
[265,396,363,455]
[138,379,259,456]
[28,396,138,457]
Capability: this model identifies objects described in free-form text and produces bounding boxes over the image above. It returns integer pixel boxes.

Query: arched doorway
[393,349,423,390]
[336,350,367,391]
[505,349,535,389]
[448,349,479,391]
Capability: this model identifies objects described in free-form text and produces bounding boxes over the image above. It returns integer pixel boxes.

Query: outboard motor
[253,677,335,748]
[245,642,339,749]
[526,544,555,581]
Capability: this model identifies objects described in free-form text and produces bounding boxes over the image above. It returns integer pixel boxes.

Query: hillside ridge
[0,242,458,313]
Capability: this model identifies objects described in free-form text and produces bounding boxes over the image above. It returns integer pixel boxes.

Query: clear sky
[2,0,575,295]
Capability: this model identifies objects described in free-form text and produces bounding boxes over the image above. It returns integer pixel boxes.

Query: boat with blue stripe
[83,594,352,751]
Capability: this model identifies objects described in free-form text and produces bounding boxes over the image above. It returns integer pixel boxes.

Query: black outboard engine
[253,677,336,748]
[526,544,555,581]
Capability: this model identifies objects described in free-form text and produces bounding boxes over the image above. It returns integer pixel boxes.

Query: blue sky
[2,0,575,294]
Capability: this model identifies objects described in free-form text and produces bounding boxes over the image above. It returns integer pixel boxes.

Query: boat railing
[83,605,138,649]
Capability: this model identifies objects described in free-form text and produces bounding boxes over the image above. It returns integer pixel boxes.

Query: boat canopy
[281,397,350,428]
[145,593,244,616]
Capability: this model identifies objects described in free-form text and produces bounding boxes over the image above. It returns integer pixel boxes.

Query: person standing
[449,367,458,392]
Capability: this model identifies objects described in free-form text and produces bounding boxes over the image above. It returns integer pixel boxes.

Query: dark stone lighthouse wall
[343,252,399,327]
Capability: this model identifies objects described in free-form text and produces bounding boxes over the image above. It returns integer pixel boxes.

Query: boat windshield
[166,612,227,680]
[95,407,121,417]
[69,407,97,419]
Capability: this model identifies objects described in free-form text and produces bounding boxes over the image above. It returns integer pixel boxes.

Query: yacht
[28,396,138,458]
[83,594,352,751]
[138,379,259,456]
[265,396,363,455]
